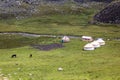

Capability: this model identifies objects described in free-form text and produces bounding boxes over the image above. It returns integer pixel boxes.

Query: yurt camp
[90,41,101,48]
[82,36,93,42]
[84,43,95,51]
[96,38,105,45]
[62,36,70,43]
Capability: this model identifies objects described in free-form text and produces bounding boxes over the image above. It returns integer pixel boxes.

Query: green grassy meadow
[0,6,120,80]
[0,14,119,39]
[0,36,120,80]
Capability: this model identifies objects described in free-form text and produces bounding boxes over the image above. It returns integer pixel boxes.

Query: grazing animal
[29,54,32,58]
[11,54,16,58]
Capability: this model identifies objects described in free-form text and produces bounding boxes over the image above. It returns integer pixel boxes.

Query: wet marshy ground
[0,34,60,49]
[31,43,64,51]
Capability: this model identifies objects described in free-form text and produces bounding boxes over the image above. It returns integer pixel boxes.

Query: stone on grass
[58,67,63,71]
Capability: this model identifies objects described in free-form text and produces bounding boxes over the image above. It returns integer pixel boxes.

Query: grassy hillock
[0,13,119,39]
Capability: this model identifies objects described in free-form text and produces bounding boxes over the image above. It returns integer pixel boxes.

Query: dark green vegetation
[0,34,59,49]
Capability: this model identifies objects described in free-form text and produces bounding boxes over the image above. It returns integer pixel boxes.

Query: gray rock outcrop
[94,2,120,24]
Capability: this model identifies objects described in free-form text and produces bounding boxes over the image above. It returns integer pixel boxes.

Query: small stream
[0,32,119,49]
[0,32,120,40]
[0,32,81,39]
[0,32,82,49]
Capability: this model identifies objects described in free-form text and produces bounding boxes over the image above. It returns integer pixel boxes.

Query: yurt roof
[96,38,105,42]
[82,36,92,39]
[84,43,94,47]
[91,41,100,45]
[62,36,69,39]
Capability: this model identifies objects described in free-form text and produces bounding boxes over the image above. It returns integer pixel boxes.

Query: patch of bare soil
[31,43,64,51]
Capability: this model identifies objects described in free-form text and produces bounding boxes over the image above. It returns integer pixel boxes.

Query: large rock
[94,2,120,24]
[91,0,112,3]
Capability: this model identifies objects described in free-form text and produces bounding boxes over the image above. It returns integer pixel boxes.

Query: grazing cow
[29,54,32,58]
[11,54,16,58]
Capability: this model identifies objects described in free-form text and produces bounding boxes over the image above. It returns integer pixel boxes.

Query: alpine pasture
[0,1,120,80]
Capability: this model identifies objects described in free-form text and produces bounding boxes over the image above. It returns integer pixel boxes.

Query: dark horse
[29,54,32,58]
[11,54,16,58]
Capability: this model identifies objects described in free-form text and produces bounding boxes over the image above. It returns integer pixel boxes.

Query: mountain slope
[94,1,120,24]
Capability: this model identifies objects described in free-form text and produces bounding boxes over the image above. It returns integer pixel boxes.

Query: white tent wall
[82,36,93,42]
[62,36,70,42]
[96,38,105,45]
[84,43,95,50]
[90,41,101,48]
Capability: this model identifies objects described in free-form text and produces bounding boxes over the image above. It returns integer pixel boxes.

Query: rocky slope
[0,0,113,19]
[94,1,120,24]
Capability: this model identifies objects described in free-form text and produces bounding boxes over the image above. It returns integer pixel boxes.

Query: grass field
[0,14,119,39]
[0,7,120,80]
[0,36,120,80]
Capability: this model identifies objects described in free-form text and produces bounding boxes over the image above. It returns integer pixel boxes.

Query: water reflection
[0,34,55,49]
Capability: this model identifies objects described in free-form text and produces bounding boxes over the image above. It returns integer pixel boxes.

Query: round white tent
[62,36,70,42]
[82,36,93,42]
[84,43,95,50]
[91,41,101,48]
[96,38,105,45]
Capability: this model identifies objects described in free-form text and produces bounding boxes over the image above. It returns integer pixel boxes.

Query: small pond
[0,34,60,49]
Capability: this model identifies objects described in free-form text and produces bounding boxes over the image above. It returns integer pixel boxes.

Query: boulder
[94,2,120,24]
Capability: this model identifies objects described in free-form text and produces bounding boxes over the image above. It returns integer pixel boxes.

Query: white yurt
[91,41,101,48]
[84,43,95,50]
[82,36,93,42]
[62,36,70,42]
[96,38,105,45]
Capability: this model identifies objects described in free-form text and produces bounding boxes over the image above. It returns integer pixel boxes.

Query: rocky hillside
[0,0,113,19]
[94,1,120,24]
